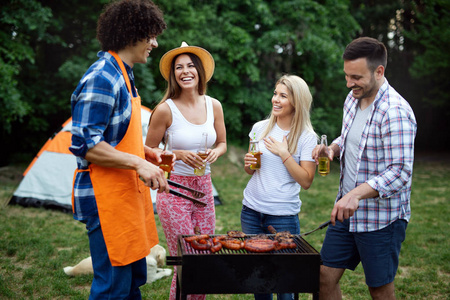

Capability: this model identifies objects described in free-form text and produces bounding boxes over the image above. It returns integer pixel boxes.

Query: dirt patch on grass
[0,165,25,185]
[0,165,25,207]
[225,145,246,167]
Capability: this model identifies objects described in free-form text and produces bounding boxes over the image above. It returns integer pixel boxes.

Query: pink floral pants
[156,174,216,300]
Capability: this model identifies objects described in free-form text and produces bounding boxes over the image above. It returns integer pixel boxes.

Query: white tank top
[166,96,217,176]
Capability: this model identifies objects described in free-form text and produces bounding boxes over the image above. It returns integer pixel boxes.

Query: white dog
[63,244,172,284]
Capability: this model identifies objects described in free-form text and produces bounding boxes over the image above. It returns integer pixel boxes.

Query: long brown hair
[149,52,207,126]
[163,52,206,100]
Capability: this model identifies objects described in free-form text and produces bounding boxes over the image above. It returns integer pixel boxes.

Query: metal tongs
[301,220,331,237]
[141,176,207,207]
[165,179,207,207]
[167,179,205,198]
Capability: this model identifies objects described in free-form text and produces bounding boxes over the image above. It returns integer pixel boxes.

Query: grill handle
[166,256,183,266]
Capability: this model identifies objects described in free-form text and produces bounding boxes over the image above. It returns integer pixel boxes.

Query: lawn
[0,146,449,299]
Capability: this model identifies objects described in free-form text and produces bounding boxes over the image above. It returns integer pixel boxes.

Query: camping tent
[10,106,221,213]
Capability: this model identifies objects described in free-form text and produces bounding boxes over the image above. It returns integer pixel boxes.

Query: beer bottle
[159,131,173,179]
[195,132,208,176]
[318,135,330,176]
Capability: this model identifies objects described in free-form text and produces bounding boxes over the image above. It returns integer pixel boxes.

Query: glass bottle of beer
[159,131,173,179]
[194,132,208,176]
[249,134,261,170]
[318,135,330,176]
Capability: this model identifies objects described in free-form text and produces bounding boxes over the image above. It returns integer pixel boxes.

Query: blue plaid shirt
[333,79,417,232]
[70,51,137,221]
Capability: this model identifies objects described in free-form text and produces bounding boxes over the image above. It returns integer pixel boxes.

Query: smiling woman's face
[174,54,199,90]
[272,83,294,118]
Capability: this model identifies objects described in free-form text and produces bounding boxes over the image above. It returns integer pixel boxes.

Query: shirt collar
[373,78,389,105]
[98,51,133,72]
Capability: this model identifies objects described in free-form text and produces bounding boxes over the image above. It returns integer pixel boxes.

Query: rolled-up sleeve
[367,104,417,198]
[70,74,115,158]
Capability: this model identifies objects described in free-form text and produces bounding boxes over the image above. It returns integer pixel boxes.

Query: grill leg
[175,275,186,300]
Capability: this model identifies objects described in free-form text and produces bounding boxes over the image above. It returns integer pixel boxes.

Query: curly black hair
[97,0,166,52]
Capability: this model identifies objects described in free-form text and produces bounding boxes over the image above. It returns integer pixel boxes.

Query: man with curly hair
[69,0,168,298]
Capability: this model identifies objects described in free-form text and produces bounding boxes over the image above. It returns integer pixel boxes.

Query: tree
[403,0,450,150]
[0,0,108,165]
[349,0,450,150]
[0,0,52,133]
[0,0,364,165]
[404,0,450,106]
[153,0,360,142]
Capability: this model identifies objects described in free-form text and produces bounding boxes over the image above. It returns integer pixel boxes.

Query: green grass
[0,147,449,299]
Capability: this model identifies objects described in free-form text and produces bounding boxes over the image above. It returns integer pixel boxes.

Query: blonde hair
[259,74,317,154]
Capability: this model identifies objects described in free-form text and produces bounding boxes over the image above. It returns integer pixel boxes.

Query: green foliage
[0,0,52,132]
[311,106,343,139]
[0,0,108,164]
[347,0,450,150]
[152,0,359,143]
[404,0,450,107]
[1,0,449,164]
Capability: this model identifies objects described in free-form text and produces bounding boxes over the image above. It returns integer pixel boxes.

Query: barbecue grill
[167,234,321,299]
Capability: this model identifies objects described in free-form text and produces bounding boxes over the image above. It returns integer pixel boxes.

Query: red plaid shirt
[333,79,417,232]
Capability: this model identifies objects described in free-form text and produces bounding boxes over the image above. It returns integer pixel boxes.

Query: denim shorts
[320,218,407,287]
[240,205,300,235]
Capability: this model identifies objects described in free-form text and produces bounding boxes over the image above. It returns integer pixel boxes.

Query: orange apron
[75,51,158,266]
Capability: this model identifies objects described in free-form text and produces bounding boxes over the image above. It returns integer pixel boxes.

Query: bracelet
[282,155,291,164]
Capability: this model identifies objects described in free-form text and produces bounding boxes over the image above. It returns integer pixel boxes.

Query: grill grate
[169,233,321,299]
[180,234,317,255]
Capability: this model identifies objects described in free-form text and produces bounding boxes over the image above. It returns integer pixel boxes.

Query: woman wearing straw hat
[145,42,227,300]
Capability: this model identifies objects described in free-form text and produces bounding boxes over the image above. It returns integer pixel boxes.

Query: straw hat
[159,41,215,82]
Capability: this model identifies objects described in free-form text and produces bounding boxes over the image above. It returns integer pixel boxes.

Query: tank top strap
[165,99,181,120]
[165,99,175,111]
[205,95,214,126]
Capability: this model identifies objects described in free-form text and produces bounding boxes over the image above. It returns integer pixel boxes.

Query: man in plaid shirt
[312,37,417,299]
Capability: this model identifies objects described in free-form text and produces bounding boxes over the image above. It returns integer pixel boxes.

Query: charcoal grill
[167,234,321,299]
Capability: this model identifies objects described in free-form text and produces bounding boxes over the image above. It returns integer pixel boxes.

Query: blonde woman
[145,42,226,300]
[242,74,317,300]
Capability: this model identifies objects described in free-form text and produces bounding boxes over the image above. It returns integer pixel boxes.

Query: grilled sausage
[213,235,227,243]
[210,240,223,253]
[274,241,296,251]
[227,230,246,238]
[219,238,244,250]
[194,226,201,235]
[184,234,210,243]
[191,238,212,251]
[267,225,277,234]
[244,239,276,253]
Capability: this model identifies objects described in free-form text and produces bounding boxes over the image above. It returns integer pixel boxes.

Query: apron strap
[108,51,132,96]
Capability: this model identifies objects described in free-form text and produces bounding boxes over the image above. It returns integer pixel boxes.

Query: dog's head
[150,244,167,267]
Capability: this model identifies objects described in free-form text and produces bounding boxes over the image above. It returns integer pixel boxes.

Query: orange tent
[11,107,158,212]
